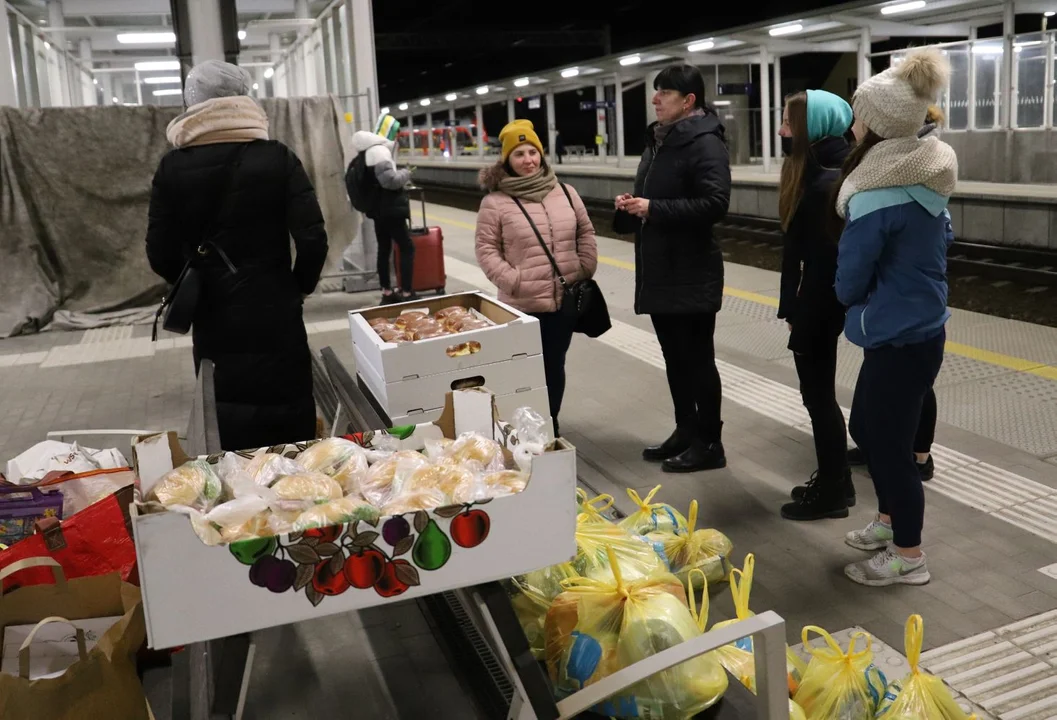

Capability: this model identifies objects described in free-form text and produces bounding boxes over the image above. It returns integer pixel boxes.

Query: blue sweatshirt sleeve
[943,208,954,250]
[835,206,888,307]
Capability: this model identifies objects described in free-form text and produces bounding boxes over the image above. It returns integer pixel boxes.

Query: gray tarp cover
[0,96,357,338]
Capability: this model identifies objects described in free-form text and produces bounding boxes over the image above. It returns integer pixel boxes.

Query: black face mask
[780,136,794,157]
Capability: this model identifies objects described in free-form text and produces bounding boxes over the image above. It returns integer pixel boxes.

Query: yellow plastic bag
[576,489,617,524]
[618,486,689,537]
[508,562,580,660]
[647,500,733,590]
[709,555,807,696]
[790,699,808,720]
[573,514,667,582]
[875,615,976,720]
[793,627,888,720]
[544,549,727,719]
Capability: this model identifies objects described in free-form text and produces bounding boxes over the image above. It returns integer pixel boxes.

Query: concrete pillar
[46,0,70,106]
[254,65,265,98]
[78,38,95,106]
[967,27,977,130]
[475,101,484,157]
[406,113,412,158]
[615,74,625,168]
[187,0,225,66]
[546,91,556,165]
[858,27,871,90]
[773,56,782,162]
[448,105,456,159]
[594,81,607,158]
[100,70,113,104]
[1000,0,1014,129]
[0,9,19,107]
[759,50,771,173]
[426,110,433,156]
[506,96,515,124]
[345,0,379,132]
[295,0,310,37]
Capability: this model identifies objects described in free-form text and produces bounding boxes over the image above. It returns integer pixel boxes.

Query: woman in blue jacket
[834,48,957,587]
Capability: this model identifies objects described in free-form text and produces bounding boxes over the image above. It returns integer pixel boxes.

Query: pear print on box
[229,501,492,605]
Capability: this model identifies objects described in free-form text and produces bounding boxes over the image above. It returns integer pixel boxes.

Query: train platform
[3,205,1057,718]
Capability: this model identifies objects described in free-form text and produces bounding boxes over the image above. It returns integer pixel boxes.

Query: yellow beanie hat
[499,119,544,163]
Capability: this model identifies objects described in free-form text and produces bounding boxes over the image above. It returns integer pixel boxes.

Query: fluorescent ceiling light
[1047,12,1056,17]
[971,44,1003,55]
[380,106,390,114]
[514,77,529,87]
[143,76,181,84]
[44,41,51,50]
[687,40,714,52]
[238,30,247,40]
[264,67,274,79]
[252,83,259,90]
[118,32,175,45]
[152,88,182,97]
[713,100,732,106]
[881,0,926,14]
[476,85,489,94]
[420,98,430,106]
[112,96,119,103]
[398,102,409,110]
[445,92,458,101]
[769,23,803,36]
[92,78,98,84]
[135,60,180,72]
[619,55,641,66]
[560,67,579,78]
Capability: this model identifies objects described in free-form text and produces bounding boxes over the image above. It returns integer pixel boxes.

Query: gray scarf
[497,167,558,204]
[653,107,706,147]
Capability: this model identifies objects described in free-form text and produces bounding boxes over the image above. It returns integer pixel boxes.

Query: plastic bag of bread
[243,453,305,488]
[452,469,528,504]
[360,450,432,508]
[648,500,732,590]
[424,438,455,462]
[573,514,667,582]
[297,438,369,495]
[618,486,688,537]
[508,562,580,660]
[219,510,276,543]
[793,627,888,720]
[404,462,472,499]
[293,497,381,533]
[149,459,223,510]
[708,555,806,696]
[382,487,449,515]
[447,432,505,472]
[270,471,343,510]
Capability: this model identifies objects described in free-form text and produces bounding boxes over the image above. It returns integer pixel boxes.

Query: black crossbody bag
[512,183,611,338]
[152,145,247,341]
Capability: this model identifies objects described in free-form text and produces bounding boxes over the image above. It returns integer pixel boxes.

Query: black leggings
[793,332,848,483]
[375,217,415,292]
[849,331,945,549]
[651,313,723,443]
[532,311,577,435]
[915,388,937,454]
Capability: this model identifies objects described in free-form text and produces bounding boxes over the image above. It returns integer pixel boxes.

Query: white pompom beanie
[853,48,950,139]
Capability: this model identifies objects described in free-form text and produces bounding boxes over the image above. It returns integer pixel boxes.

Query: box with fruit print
[129,391,577,650]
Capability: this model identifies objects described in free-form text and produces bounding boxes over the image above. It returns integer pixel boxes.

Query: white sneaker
[845,519,893,551]
[845,547,931,587]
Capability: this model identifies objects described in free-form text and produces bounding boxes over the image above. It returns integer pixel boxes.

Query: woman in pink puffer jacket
[475,119,598,438]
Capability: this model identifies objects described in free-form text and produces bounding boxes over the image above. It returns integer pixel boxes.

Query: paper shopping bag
[0,557,148,720]
[0,485,138,591]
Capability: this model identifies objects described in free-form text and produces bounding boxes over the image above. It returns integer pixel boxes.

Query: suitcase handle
[407,185,427,232]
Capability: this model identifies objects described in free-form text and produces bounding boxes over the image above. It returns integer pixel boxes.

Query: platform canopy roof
[387,0,1043,113]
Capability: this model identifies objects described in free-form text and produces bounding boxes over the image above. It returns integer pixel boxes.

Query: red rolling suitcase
[395,186,447,295]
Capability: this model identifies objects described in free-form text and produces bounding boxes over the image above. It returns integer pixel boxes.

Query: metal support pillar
[1045,31,1054,129]
[475,101,485,157]
[772,56,782,161]
[595,81,607,158]
[858,27,871,90]
[0,8,18,107]
[254,65,265,98]
[295,0,310,36]
[406,113,413,157]
[615,74,625,168]
[345,0,378,133]
[448,105,456,159]
[506,96,515,124]
[760,49,772,173]
[135,68,143,105]
[185,0,225,66]
[78,38,94,106]
[968,28,977,130]
[47,0,69,105]
[546,90,556,165]
[1000,1,1014,129]
[426,110,433,156]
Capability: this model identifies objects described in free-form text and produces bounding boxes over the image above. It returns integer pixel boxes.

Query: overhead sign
[528,97,541,109]
[579,100,615,110]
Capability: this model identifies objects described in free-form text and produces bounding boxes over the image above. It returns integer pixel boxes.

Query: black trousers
[532,311,577,435]
[849,330,945,549]
[651,312,723,443]
[915,388,937,454]
[793,332,848,484]
[375,216,415,292]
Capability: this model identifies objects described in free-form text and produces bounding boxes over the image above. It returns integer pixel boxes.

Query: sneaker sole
[844,567,931,587]
[844,538,891,552]
[781,507,851,521]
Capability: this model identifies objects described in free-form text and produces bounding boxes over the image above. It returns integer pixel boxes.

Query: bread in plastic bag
[875,615,976,720]
[573,514,667,583]
[149,459,223,510]
[452,469,528,504]
[447,432,505,472]
[509,562,580,660]
[793,627,888,720]
[219,511,275,543]
[244,453,304,488]
[360,450,432,507]
[271,471,344,508]
[618,485,689,537]
[293,497,381,533]
[544,548,727,718]
[298,438,370,493]
[404,463,473,499]
[708,554,806,696]
[648,499,733,590]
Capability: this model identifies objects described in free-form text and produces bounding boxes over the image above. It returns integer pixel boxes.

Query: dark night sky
[372,0,854,103]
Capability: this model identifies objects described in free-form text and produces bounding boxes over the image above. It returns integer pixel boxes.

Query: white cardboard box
[349,292,543,384]
[388,386,552,428]
[130,391,577,650]
[354,344,549,421]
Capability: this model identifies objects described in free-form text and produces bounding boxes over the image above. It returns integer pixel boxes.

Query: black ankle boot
[643,428,694,462]
[780,485,850,521]
[791,470,856,507]
[661,441,726,473]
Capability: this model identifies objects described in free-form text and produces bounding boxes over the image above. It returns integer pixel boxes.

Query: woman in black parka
[146,61,328,451]
[614,64,732,474]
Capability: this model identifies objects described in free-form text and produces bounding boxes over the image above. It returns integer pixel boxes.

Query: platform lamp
[1045,11,1055,32]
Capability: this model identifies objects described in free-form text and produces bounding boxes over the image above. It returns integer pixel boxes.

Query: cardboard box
[353,344,548,421]
[130,391,577,650]
[387,386,551,428]
[349,292,543,384]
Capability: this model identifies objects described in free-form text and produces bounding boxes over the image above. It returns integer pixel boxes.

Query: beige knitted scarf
[166,96,269,149]
[498,167,558,204]
[836,135,957,218]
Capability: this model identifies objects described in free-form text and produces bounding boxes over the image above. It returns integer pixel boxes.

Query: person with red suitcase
[348,113,417,304]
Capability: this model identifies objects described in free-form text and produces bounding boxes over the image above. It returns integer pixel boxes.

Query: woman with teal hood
[776,89,855,522]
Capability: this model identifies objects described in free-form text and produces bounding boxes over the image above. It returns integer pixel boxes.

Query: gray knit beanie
[853,48,950,139]
[183,60,253,107]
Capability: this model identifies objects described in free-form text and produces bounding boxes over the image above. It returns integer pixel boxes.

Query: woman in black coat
[146,61,328,451]
[614,64,732,474]
[774,90,854,521]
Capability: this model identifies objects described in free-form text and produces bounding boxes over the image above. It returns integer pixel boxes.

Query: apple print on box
[229,502,493,606]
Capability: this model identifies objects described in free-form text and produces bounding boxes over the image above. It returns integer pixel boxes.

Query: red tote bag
[0,486,138,592]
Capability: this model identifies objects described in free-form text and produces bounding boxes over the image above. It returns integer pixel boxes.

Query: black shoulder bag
[512,183,611,338]
[152,146,246,341]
